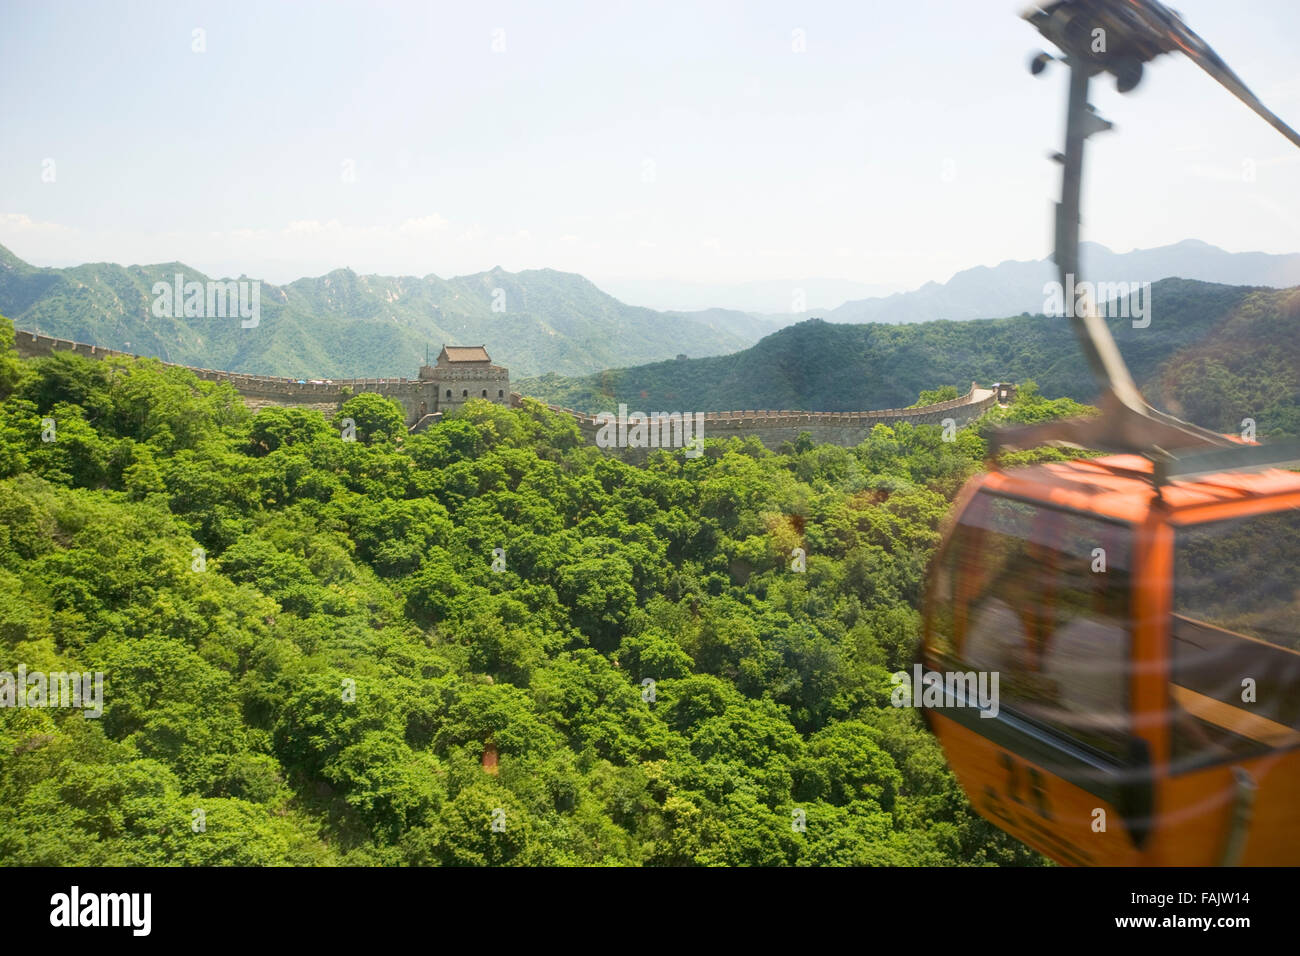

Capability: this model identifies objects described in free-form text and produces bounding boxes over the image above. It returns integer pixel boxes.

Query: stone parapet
[14,330,1006,447]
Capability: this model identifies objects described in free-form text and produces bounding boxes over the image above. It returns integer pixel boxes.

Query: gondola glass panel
[930,491,1132,760]
[1171,508,1300,771]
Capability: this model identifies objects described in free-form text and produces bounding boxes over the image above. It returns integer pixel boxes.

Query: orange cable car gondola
[920,0,1300,865]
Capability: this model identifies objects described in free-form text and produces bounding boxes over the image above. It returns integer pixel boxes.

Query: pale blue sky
[2,0,1298,295]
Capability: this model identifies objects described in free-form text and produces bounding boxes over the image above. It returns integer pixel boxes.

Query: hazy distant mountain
[823,240,1300,324]
[0,245,781,378]
[519,278,1300,439]
[595,277,901,314]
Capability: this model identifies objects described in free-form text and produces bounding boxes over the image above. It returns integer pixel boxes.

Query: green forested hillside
[520,279,1300,439]
[0,244,776,379]
[0,314,1064,866]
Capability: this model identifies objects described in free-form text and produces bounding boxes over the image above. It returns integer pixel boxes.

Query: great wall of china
[13,330,1013,451]
[542,386,1005,452]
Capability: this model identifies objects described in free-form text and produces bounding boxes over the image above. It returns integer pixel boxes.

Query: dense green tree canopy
[0,315,1053,866]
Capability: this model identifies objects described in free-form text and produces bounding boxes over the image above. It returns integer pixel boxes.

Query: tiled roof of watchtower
[438,345,492,364]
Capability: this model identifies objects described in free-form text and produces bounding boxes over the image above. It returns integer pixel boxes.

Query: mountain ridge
[0,244,782,379]
[518,278,1300,439]
[816,240,1300,325]
[5,238,1300,382]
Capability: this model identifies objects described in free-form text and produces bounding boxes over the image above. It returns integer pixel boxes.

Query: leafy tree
[248,405,332,454]
[908,385,960,408]
[0,315,26,398]
[333,393,406,445]
[0,346,1082,867]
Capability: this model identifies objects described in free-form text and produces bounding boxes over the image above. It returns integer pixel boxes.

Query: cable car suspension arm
[996,1,1300,457]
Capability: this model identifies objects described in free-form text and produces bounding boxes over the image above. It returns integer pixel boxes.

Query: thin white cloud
[0,212,77,236]
[399,214,449,234]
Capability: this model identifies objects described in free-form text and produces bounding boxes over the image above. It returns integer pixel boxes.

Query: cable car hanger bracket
[991,0,1300,481]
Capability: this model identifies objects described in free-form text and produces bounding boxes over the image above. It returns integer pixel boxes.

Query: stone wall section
[515,382,1009,454]
[14,330,1009,444]
[13,330,508,425]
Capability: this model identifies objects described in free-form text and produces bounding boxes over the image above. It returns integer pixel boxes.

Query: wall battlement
[14,329,1010,446]
[517,382,1010,454]
[13,330,509,425]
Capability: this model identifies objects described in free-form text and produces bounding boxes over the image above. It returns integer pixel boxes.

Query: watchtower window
[445,389,451,398]
[462,389,467,397]
[481,389,487,397]
[498,390,504,398]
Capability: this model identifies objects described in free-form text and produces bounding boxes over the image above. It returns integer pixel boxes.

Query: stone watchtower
[418,345,511,415]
